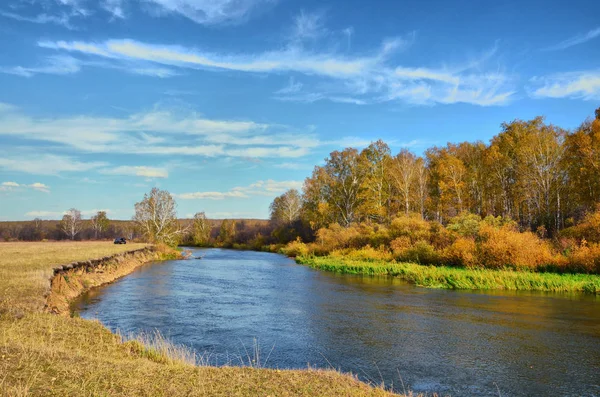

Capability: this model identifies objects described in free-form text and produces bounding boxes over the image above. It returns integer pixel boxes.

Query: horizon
[1,0,600,221]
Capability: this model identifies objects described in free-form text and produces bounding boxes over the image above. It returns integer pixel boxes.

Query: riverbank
[298,255,600,293]
[0,242,400,396]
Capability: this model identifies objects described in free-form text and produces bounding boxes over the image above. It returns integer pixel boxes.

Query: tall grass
[299,256,600,293]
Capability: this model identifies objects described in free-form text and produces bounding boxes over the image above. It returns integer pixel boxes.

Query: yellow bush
[443,237,477,268]
[566,242,600,273]
[477,224,555,270]
[331,245,393,262]
[389,213,431,243]
[281,237,310,257]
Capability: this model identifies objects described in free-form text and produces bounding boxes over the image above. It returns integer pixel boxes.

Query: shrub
[389,213,431,243]
[561,209,600,243]
[447,212,482,238]
[566,241,600,274]
[477,224,555,270]
[443,237,477,268]
[281,238,310,257]
[398,240,440,264]
[331,245,393,262]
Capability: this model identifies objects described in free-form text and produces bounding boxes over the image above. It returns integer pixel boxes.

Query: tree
[303,148,366,227]
[270,189,302,225]
[191,212,212,246]
[133,188,181,246]
[60,208,82,240]
[90,211,110,239]
[218,219,236,246]
[390,148,417,215]
[359,140,392,222]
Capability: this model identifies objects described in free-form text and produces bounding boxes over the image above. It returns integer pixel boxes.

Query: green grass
[298,256,600,294]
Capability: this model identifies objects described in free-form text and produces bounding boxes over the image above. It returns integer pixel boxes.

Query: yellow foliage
[567,242,600,273]
[443,237,477,268]
[477,224,555,270]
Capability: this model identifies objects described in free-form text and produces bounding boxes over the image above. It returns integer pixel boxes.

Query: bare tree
[60,208,82,240]
[133,188,183,246]
[191,212,212,246]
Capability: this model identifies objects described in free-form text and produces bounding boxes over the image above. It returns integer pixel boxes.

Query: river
[72,248,600,396]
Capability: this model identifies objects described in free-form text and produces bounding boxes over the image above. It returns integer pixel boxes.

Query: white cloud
[38,34,514,106]
[29,183,51,193]
[176,191,248,200]
[0,10,75,29]
[102,0,125,18]
[544,27,600,51]
[0,181,50,193]
[0,56,81,77]
[0,103,314,159]
[100,166,169,178]
[529,70,600,100]
[0,154,106,175]
[143,0,274,25]
[291,10,327,41]
[130,67,178,78]
[177,179,302,200]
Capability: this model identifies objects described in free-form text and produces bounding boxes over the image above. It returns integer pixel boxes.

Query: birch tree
[60,208,82,240]
[270,189,302,224]
[133,188,182,246]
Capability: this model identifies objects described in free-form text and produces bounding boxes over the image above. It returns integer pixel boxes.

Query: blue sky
[0,0,599,220]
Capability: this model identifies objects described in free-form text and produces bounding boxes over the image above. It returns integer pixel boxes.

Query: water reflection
[73,249,600,396]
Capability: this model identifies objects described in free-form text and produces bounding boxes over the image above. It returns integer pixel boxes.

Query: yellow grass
[0,242,403,396]
[0,241,148,314]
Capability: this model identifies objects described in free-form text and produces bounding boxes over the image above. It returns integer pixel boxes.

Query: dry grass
[0,242,403,397]
[0,241,148,314]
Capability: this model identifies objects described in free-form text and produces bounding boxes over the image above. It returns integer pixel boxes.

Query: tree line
[270,108,600,238]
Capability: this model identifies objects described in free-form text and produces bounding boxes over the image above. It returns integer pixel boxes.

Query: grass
[0,241,148,315]
[0,241,402,396]
[298,256,600,294]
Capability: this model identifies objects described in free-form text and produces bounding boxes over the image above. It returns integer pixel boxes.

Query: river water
[72,248,600,396]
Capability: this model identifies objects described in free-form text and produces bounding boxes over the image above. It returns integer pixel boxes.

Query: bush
[447,212,482,238]
[331,245,393,262]
[389,214,431,243]
[443,237,477,268]
[397,240,439,264]
[477,224,556,270]
[566,241,600,273]
[281,237,310,257]
[561,209,600,243]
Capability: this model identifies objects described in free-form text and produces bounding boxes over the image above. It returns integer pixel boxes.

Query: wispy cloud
[544,27,600,51]
[0,181,50,193]
[0,102,316,159]
[143,0,275,25]
[100,166,169,178]
[37,32,514,106]
[0,56,80,77]
[0,10,75,29]
[0,153,106,175]
[529,70,600,100]
[291,10,327,41]
[176,179,302,200]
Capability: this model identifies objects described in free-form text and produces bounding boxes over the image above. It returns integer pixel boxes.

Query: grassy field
[0,241,148,315]
[298,256,600,294]
[0,242,401,397]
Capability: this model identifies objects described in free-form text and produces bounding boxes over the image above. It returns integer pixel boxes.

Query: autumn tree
[303,148,366,228]
[191,212,212,246]
[90,211,110,239]
[390,148,417,215]
[218,219,237,246]
[270,189,302,225]
[359,140,392,222]
[133,188,181,246]
[60,208,82,240]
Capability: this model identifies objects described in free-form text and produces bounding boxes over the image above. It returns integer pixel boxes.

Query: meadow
[0,241,401,397]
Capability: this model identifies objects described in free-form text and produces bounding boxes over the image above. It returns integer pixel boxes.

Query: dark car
[113,237,127,244]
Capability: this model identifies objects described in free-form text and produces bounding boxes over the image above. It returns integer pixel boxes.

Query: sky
[0,0,599,221]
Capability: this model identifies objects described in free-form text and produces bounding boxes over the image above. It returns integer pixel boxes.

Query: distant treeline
[0,217,272,245]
